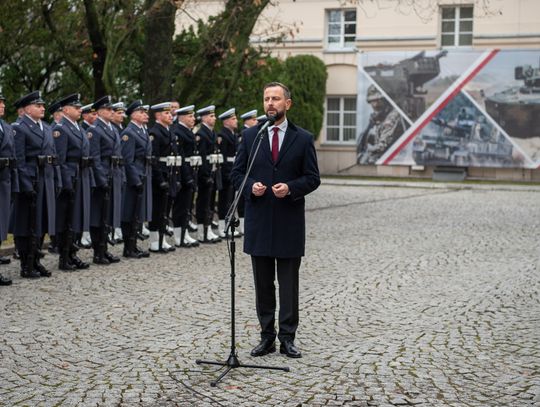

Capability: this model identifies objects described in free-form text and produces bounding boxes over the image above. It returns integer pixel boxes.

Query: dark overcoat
[53,117,93,233]
[120,122,152,222]
[231,120,320,258]
[88,118,124,228]
[11,116,57,237]
[0,119,18,240]
[195,124,215,184]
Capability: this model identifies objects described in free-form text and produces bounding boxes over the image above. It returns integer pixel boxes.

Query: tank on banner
[356,49,540,168]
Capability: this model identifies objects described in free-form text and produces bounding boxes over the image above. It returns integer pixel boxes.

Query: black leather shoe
[59,258,77,272]
[104,251,120,263]
[136,231,148,241]
[280,341,302,358]
[93,256,110,265]
[123,249,142,259]
[0,255,11,265]
[35,260,52,277]
[250,339,276,357]
[71,255,90,269]
[21,267,40,279]
[135,246,150,258]
[0,273,12,285]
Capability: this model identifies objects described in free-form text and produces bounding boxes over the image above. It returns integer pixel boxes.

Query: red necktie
[271,127,279,163]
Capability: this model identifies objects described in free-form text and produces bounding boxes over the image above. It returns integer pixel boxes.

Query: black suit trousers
[251,256,301,343]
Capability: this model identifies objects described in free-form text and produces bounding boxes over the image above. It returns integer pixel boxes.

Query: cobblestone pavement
[1,182,539,406]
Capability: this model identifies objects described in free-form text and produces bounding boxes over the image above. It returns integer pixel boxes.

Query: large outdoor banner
[356,49,540,169]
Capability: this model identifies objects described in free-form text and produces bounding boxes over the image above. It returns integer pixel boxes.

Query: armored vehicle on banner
[412,109,514,166]
[364,50,447,120]
[485,61,540,139]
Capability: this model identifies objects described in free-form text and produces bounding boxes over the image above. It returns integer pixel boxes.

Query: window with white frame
[326,9,356,50]
[325,96,357,144]
[441,6,473,47]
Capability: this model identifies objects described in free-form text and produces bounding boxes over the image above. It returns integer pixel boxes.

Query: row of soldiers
[0,90,263,285]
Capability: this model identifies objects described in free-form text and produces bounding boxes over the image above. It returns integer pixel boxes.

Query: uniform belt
[226,156,235,163]
[26,155,58,166]
[185,155,202,167]
[102,156,123,166]
[158,156,182,166]
[135,156,155,166]
[207,154,224,164]
[0,157,16,170]
[66,156,94,168]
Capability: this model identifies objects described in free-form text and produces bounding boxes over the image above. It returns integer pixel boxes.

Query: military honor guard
[147,102,179,253]
[240,109,258,131]
[88,96,123,265]
[52,94,92,271]
[120,100,152,259]
[111,102,126,133]
[11,91,57,278]
[0,91,18,285]
[48,100,63,126]
[81,103,98,131]
[195,105,221,243]
[171,105,200,248]
[216,108,240,237]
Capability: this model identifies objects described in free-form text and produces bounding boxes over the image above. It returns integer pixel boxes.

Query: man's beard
[267,109,285,121]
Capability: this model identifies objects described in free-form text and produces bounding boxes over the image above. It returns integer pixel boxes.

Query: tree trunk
[83,0,108,97]
[142,0,177,105]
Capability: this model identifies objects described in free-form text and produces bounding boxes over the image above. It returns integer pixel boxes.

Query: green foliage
[281,55,327,138]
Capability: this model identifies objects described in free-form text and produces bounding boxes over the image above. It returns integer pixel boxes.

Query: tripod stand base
[196,353,290,387]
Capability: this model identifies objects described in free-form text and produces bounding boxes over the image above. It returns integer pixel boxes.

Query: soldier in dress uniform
[52,93,93,271]
[48,100,63,126]
[0,91,18,285]
[216,108,240,238]
[110,101,126,244]
[195,105,221,243]
[88,96,123,265]
[171,105,200,248]
[111,102,126,133]
[240,109,258,131]
[120,100,152,259]
[81,104,98,131]
[147,102,179,253]
[11,91,57,278]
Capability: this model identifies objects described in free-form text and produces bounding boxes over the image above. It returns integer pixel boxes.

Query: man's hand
[252,182,267,197]
[272,183,289,198]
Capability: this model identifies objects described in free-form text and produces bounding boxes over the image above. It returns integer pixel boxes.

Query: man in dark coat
[120,100,152,258]
[0,91,18,285]
[52,93,93,271]
[195,105,221,243]
[231,82,320,358]
[88,96,123,265]
[148,102,179,253]
[216,108,240,238]
[11,91,58,278]
[171,105,200,248]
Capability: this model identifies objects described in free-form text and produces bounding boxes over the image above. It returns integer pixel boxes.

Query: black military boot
[122,224,141,259]
[70,251,90,269]
[0,273,12,286]
[58,233,76,271]
[91,227,110,265]
[20,253,39,279]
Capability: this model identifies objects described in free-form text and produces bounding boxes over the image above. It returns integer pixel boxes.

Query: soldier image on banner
[88,96,123,265]
[148,102,179,253]
[357,85,408,165]
[11,91,57,279]
[52,93,93,272]
[120,100,152,259]
[0,91,18,285]
[171,105,200,248]
[195,105,221,243]
[216,108,241,238]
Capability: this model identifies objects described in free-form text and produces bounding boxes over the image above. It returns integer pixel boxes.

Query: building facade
[176,0,540,180]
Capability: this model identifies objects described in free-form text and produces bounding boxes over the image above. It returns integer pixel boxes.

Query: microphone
[257,115,276,137]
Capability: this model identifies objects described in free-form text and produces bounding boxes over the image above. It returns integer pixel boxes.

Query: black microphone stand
[195,118,289,387]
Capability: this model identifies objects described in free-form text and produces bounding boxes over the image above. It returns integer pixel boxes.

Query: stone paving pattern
[0,182,539,406]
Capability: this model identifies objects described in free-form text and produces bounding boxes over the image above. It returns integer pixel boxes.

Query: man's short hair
[263,82,291,100]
